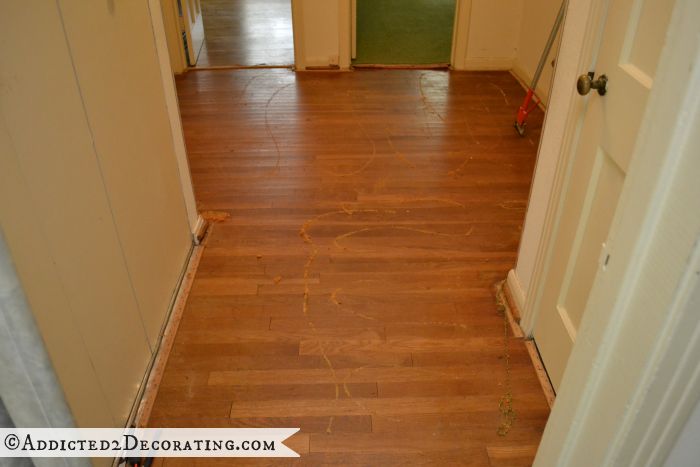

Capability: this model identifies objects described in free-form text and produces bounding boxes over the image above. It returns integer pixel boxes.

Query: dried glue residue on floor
[333,225,473,252]
[200,210,231,223]
[495,283,516,436]
[296,198,477,425]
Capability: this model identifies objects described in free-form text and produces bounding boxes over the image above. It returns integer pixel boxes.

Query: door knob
[577,73,608,96]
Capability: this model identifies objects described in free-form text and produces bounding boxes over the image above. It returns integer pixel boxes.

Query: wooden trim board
[525,340,556,408]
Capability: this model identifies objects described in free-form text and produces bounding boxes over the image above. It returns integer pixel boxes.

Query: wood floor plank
[300,450,491,466]
[309,432,492,453]
[487,445,539,467]
[299,336,504,356]
[227,394,546,419]
[149,69,547,465]
[371,411,548,436]
[208,364,536,387]
[229,415,372,434]
[148,415,373,434]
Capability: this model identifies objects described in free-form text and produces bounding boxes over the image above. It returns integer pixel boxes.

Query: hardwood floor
[197,0,294,67]
[150,69,548,465]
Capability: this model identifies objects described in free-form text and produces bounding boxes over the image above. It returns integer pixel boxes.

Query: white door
[181,0,204,66]
[533,0,677,390]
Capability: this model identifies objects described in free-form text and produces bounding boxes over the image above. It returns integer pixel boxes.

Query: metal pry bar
[514,0,567,136]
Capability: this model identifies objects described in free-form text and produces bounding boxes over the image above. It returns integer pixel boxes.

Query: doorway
[184,0,294,67]
[352,0,456,66]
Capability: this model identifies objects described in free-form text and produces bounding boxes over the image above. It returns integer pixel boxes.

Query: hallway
[149,69,549,465]
[197,0,294,67]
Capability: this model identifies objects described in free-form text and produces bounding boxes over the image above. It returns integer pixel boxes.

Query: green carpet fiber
[354,0,456,65]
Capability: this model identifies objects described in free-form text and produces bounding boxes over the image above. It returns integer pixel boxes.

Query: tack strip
[496,282,556,409]
[133,226,210,427]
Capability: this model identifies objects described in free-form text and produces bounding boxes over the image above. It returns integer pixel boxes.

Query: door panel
[626,0,676,78]
[534,0,676,390]
[561,151,625,331]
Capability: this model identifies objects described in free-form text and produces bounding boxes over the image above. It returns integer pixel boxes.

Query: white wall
[59,0,194,346]
[297,0,341,67]
[0,1,193,427]
[454,0,525,70]
[512,0,563,103]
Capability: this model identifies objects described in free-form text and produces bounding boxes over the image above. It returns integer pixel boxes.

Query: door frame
[158,0,300,69]
[450,0,470,69]
[345,0,462,67]
[290,0,306,69]
[147,0,201,237]
[516,0,700,464]
[159,0,188,74]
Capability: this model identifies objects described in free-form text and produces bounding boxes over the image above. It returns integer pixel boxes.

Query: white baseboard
[506,269,527,317]
[304,56,336,68]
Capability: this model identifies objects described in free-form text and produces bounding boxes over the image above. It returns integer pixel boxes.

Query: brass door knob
[577,73,608,96]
